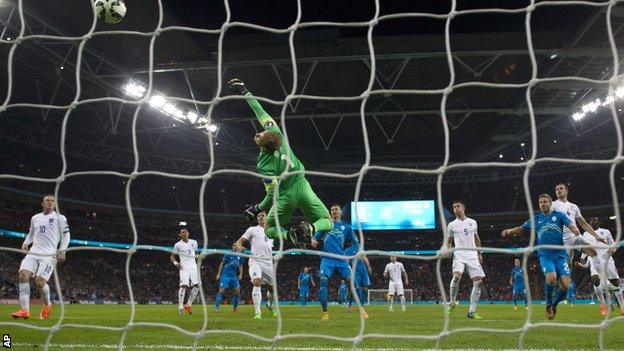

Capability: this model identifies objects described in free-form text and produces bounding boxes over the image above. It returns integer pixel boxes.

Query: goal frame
[367,289,414,305]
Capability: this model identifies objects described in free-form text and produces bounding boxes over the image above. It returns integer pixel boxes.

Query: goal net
[367,289,414,306]
[0,0,622,350]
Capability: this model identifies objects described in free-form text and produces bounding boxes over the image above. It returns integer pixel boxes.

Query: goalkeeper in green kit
[228,78,333,248]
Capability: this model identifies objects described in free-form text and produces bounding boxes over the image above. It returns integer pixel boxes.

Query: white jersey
[551,200,581,238]
[173,239,198,268]
[242,226,273,263]
[447,217,479,260]
[384,262,405,284]
[26,211,70,256]
[582,228,614,258]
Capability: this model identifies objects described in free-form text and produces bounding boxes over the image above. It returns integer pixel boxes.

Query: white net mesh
[0,0,623,350]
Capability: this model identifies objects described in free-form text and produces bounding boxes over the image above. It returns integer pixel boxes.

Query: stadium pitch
[2,304,623,350]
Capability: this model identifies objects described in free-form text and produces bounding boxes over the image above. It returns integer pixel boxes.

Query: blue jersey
[313,221,357,263]
[344,243,367,275]
[221,254,243,276]
[299,272,312,289]
[512,266,524,288]
[522,210,571,258]
[339,282,347,296]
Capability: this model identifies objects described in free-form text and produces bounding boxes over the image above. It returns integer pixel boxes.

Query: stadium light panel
[571,82,624,122]
[122,80,217,133]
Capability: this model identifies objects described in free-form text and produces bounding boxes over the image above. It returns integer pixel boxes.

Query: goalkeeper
[228,78,333,248]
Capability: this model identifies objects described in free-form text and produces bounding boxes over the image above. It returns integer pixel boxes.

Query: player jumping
[235,211,278,319]
[214,243,244,313]
[12,194,70,320]
[502,194,580,320]
[170,228,200,315]
[384,256,409,312]
[551,183,616,293]
[228,78,333,248]
[311,203,358,320]
[510,258,528,311]
[446,200,485,319]
[298,266,315,307]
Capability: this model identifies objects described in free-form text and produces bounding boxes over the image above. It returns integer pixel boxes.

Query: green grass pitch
[1,304,623,350]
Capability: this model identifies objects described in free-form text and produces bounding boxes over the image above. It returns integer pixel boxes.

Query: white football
[95,0,127,24]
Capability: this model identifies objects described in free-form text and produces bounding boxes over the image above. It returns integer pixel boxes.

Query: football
[94,0,126,24]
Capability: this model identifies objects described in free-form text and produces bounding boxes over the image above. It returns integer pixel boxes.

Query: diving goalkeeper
[228,78,333,248]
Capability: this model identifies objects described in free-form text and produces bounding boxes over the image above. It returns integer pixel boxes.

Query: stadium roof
[1,0,623,183]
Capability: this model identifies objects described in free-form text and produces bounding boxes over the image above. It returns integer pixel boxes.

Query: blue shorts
[319,258,351,279]
[219,275,240,289]
[512,286,526,296]
[354,270,371,288]
[539,254,570,277]
[299,287,309,299]
[340,291,347,301]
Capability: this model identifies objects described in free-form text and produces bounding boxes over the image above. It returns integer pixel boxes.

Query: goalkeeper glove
[243,204,261,222]
[227,78,249,95]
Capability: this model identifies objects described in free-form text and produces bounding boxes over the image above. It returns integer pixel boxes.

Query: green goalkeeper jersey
[246,94,305,209]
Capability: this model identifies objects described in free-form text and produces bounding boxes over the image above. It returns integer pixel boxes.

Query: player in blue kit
[214,243,245,313]
[298,266,315,306]
[311,203,357,320]
[567,280,576,306]
[502,194,580,320]
[344,240,371,318]
[509,258,528,311]
[339,280,348,306]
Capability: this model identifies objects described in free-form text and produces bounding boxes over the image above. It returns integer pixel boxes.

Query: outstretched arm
[501,226,525,237]
[576,216,604,242]
[228,78,281,134]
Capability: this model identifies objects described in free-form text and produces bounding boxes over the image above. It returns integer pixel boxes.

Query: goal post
[367,289,414,305]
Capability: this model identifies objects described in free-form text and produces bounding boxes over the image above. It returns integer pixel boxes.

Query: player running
[384,256,409,312]
[502,194,580,320]
[235,211,278,319]
[574,217,624,316]
[338,280,348,306]
[446,200,485,319]
[510,258,528,311]
[12,194,70,320]
[311,203,358,320]
[298,266,315,307]
[228,78,333,248]
[214,243,244,313]
[170,228,200,315]
[344,239,372,315]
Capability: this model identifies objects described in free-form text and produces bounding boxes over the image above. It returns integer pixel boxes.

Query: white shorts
[388,281,404,296]
[248,259,274,285]
[452,257,485,279]
[589,256,620,280]
[179,265,199,286]
[19,254,55,281]
[563,234,589,253]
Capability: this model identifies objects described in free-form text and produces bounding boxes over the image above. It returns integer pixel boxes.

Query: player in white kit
[574,217,624,316]
[235,211,277,319]
[551,183,618,294]
[12,194,70,320]
[446,200,485,320]
[170,228,200,315]
[383,256,409,312]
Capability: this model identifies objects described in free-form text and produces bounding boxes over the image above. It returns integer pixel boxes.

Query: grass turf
[1,303,623,350]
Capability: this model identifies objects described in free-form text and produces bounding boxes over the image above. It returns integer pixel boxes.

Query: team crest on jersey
[551,216,557,221]
[49,218,55,224]
[341,226,345,230]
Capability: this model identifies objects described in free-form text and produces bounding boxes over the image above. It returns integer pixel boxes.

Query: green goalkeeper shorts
[265,178,329,239]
